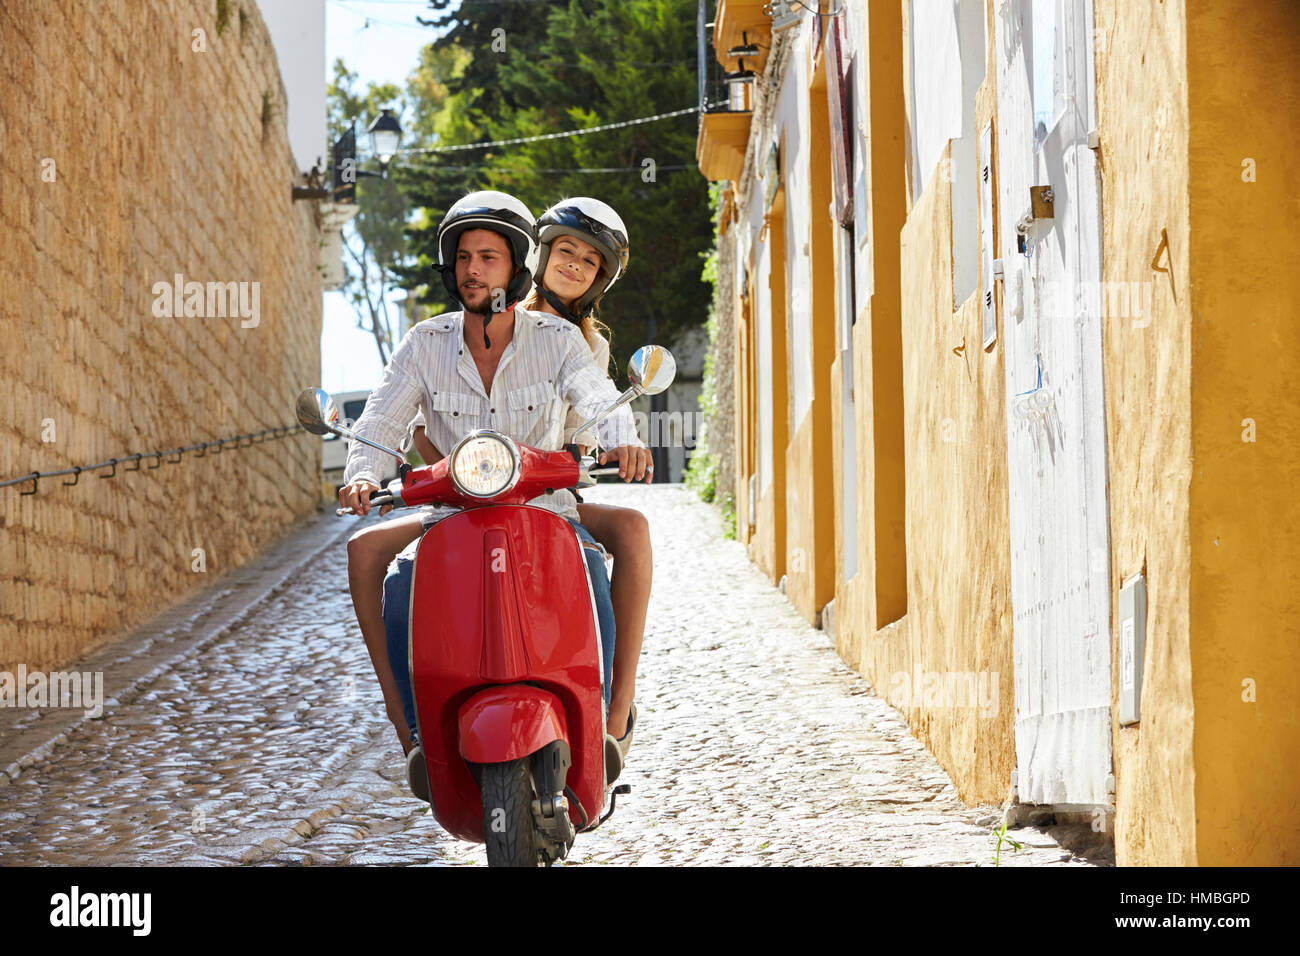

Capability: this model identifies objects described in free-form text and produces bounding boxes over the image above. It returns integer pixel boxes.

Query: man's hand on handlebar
[339,479,392,516]
[599,445,654,483]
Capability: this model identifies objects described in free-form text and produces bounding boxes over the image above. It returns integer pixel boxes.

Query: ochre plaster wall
[1184,0,1300,866]
[1094,0,1197,867]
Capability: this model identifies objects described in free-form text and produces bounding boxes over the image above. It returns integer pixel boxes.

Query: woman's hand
[599,445,653,483]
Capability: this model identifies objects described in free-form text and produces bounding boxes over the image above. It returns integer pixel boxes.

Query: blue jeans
[383,518,615,744]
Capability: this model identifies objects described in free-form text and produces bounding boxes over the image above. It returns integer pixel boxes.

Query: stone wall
[0,0,322,671]
[710,212,737,503]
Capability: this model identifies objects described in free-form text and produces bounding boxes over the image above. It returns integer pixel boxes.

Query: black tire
[481,758,542,867]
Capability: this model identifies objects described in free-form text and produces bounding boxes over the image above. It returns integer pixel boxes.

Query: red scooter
[296,345,675,866]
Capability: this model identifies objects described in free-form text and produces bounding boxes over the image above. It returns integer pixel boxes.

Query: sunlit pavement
[0,486,1092,866]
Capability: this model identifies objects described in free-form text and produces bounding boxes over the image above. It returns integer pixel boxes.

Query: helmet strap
[537,285,592,325]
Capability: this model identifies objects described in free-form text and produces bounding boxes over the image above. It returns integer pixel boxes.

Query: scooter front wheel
[481,758,543,867]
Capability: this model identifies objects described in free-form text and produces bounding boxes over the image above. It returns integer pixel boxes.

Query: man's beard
[459,282,495,315]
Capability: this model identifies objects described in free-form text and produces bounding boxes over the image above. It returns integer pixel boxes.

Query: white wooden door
[994,0,1111,806]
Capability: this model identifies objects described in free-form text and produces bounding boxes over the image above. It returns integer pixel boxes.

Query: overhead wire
[398,103,720,154]
[402,162,695,174]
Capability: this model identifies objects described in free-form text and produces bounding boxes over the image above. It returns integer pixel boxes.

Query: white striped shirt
[343,307,641,520]
[409,327,612,448]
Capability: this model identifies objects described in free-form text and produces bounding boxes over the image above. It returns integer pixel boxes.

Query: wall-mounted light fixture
[293,108,403,201]
[763,0,802,33]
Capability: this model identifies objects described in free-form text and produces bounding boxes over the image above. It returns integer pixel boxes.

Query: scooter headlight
[449,430,521,498]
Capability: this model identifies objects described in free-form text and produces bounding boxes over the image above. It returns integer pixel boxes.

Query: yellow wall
[784,52,839,625]
[724,0,1300,865]
[868,2,908,631]
[1184,0,1300,865]
[748,186,789,583]
[1095,0,1198,866]
[830,1,1012,804]
[896,145,1016,803]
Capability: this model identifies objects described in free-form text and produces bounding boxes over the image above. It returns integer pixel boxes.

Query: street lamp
[293,108,403,200]
[366,108,401,174]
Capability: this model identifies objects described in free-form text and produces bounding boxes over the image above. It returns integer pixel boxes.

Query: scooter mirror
[628,346,676,396]
[296,387,340,436]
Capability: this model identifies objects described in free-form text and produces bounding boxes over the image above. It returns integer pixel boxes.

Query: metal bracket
[1030,185,1055,219]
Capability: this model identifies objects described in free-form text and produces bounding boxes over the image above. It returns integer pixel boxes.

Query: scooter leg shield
[458,686,569,764]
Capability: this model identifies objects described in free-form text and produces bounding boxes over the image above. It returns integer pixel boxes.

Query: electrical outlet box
[1119,573,1147,725]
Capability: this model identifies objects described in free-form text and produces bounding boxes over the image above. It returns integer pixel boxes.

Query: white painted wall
[996,0,1111,807]
[950,0,987,307]
[908,0,963,202]
[261,0,327,175]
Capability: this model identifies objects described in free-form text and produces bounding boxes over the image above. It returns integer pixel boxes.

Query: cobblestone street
[0,486,1092,866]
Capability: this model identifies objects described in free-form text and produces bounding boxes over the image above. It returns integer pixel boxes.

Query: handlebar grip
[337,491,396,516]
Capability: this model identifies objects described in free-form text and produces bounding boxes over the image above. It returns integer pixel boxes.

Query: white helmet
[436,190,537,309]
[533,197,630,319]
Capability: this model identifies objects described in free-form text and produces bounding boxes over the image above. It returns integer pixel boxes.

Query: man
[338,191,650,793]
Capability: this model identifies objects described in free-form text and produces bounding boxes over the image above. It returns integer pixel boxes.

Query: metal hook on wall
[19,473,40,495]
[99,458,119,479]
[62,466,83,486]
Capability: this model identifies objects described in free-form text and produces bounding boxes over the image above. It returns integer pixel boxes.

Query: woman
[345,197,650,767]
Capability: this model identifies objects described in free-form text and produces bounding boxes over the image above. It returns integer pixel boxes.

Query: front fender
[458,686,568,764]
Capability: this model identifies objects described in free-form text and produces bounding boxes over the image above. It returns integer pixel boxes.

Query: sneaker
[407,746,431,803]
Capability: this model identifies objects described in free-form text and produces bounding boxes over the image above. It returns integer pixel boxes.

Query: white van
[321,390,400,491]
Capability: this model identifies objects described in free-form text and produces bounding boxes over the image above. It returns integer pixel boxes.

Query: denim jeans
[383,518,615,744]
